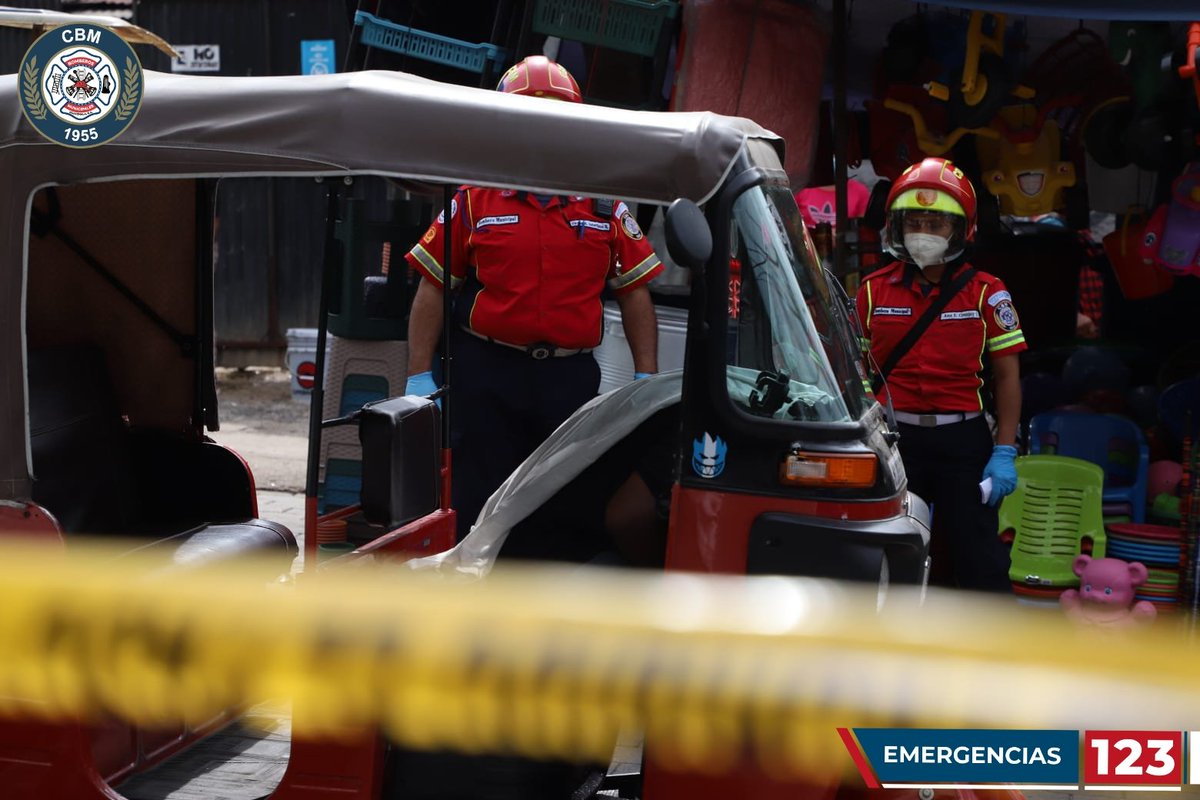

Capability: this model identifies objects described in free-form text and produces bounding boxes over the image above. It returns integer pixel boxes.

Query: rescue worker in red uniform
[855,157,1023,592]
[404,56,664,541]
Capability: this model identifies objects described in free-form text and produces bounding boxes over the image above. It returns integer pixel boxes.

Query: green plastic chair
[998,455,1107,587]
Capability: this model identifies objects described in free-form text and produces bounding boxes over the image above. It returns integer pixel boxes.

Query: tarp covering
[406,371,684,578]
[0,68,784,501]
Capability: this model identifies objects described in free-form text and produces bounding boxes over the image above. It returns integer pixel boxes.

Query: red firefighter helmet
[496,55,582,103]
[882,157,978,264]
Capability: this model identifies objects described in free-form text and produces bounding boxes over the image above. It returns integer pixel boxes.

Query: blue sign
[301,40,336,75]
[849,728,1079,785]
[19,24,143,148]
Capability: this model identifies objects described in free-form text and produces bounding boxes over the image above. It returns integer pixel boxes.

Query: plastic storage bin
[285,328,330,400]
[595,301,687,393]
[533,0,679,58]
[354,11,507,75]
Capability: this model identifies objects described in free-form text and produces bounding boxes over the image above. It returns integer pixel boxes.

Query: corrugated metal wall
[273,177,337,336]
[132,0,354,364]
[210,175,429,365]
[212,179,272,349]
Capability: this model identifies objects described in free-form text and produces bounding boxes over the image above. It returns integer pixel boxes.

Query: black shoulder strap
[593,197,614,218]
[871,266,978,394]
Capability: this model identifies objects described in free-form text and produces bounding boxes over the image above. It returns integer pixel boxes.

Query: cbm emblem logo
[19,24,143,148]
[691,433,727,479]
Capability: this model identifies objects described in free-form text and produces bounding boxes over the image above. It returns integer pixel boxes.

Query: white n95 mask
[903,233,949,268]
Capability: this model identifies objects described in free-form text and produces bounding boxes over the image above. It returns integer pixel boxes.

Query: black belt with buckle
[526,342,557,360]
[462,327,591,359]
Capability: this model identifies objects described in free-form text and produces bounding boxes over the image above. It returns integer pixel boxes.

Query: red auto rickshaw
[0,21,945,799]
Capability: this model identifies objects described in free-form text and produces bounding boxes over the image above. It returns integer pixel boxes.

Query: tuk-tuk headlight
[779,451,877,488]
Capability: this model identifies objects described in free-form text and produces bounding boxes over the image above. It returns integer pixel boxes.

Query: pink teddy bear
[1059,555,1158,628]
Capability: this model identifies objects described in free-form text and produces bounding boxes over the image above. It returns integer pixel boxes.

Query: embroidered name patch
[568,219,612,232]
[994,299,1020,331]
[987,290,1012,307]
[476,214,519,228]
[873,307,913,317]
[940,310,981,320]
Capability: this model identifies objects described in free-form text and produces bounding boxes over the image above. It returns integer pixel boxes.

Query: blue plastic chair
[1029,411,1150,523]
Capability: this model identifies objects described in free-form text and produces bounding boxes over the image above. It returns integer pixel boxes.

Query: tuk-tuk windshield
[726,183,871,422]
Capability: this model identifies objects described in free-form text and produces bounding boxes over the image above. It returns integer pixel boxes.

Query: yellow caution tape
[0,538,1199,779]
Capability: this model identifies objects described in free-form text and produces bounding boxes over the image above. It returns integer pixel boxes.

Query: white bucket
[595,302,688,394]
[285,328,331,400]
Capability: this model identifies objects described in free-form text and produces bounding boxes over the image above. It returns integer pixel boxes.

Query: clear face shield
[885,210,968,268]
[883,190,969,269]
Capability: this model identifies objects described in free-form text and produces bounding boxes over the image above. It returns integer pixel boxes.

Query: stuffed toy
[1060,555,1157,628]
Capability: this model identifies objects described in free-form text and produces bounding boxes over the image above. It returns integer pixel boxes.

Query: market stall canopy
[921,1,1200,21]
[0,6,178,57]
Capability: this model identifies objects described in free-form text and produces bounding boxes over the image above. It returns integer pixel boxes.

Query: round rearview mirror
[664,198,712,270]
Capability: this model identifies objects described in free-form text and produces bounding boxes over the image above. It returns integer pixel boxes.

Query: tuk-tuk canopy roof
[0,68,782,501]
[0,69,781,207]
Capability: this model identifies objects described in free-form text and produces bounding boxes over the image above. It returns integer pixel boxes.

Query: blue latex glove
[405,371,440,407]
[982,445,1018,507]
[634,372,653,380]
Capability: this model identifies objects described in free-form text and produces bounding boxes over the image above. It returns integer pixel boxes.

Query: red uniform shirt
[855,261,1027,412]
[405,187,663,349]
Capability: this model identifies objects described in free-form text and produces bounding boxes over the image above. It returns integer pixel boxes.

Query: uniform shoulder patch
[436,196,458,224]
[619,210,643,240]
[987,289,1012,307]
[993,298,1020,331]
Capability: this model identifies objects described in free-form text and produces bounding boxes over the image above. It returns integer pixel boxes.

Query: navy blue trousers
[447,331,600,541]
[897,414,1013,592]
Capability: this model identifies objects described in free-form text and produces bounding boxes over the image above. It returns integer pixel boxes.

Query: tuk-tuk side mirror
[664,198,712,270]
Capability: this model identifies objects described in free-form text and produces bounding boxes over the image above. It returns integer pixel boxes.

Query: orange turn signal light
[779,451,877,488]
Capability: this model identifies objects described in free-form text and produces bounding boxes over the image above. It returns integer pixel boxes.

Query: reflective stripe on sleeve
[608,253,661,292]
[987,330,1025,352]
[410,245,462,289]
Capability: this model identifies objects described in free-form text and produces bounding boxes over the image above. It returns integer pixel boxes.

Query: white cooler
[594,301,688,394]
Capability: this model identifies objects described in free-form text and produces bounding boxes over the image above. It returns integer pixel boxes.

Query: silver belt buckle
[526,342,553,360]
[918,414,938,427]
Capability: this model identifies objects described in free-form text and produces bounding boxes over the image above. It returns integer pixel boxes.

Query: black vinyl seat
[117,519,297,574]
[27,346,297,572]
